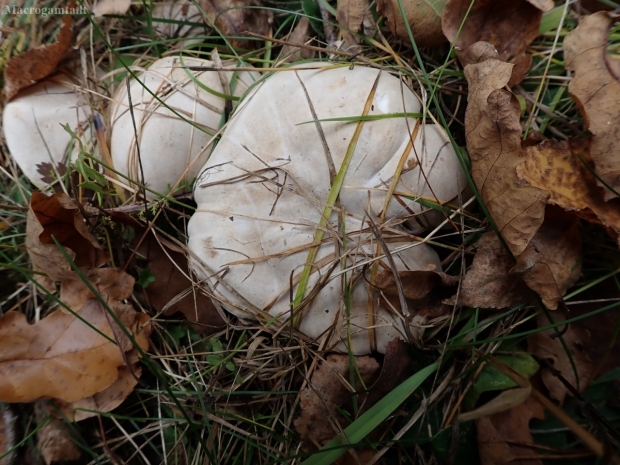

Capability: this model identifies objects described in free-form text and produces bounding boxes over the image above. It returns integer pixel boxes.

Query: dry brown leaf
[294,339,413,450]
[455,232,531,309]
[4,15,73,101]
[513,208,582,310]
[365,338,414,405]
[580,0,614,12]
[518,138,620,244]
[139,233,225,335]
[295,354,380,448]
[337,0,367,48]
[35,402,82,465]
[528,312,594,404]
[280,17,316,63]
[27,192,107,281]
[476,395,545,465]
[564,12,620,201]
[0,298,150,403]
[442,0,550,85]
[374,267,458,316]
[200,0,273,49]
[376,0,448,47]
[456,211,581,311]
[92,0,131,16]
[60,268,135,311]
[57,365,142,422]
[464,51,549,256]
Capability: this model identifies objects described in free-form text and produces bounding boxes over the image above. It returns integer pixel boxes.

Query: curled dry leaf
[294,339,413,450]
[454,232,531,310]
[0,297,150,403]
[456,211,581,311]
[280,17,316,63]
[4,15,73,101]
[26,192,107,281]
[138,232,225,336]
[35,402,82,465]
[200,0,273,49]
[442,0,551,85]
[476,395,545,465]
[518,138,620,244]
[376,0,448,47]
[295,354,380,449]
[374,266,458,316]
[337,0,367,48]
[12,192,151,412]
[564,12,620,201]
[92,0,131,16]
[528,312,594,404]
[57,365,142,422]
[513,208,582,310]
[464,49,548,257]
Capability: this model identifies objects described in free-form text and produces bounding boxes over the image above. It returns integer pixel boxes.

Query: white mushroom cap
[3,74,93,188]
[151,1,203,46]
[188,63,467,354]
[109,56,259,199]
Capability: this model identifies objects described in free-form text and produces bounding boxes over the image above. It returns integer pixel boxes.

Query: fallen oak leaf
[374,266,458,316]
[476,395,545,465]
[337,0,367,48]
[454,210,581,311]
[517,138,620,245]
[137,232,225,336]
[452,232,531,309]
[442,0,552,86]
[4,14,74,102]
[377,0,448,47]
[0,299,150,403]
[294,354,381,449]
[34,401,82,465]
[464,45,549,257]
[564,11,620,201]
[513,208,582,310]
[280,17,316,63]
[26,192,107,281]
[56,364,142,422]
[528,311,594,404]
[294,339,414,452]
[200,0,273,49]
[60,268,135,311]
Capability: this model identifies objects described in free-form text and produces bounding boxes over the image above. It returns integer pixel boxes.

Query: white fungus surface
[109,56,259,198]
[3,73,92,188]
[188,63,467,354]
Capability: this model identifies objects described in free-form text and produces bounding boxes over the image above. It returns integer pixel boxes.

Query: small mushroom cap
[188,63,467,354]
[109,56,259,199]
[3,74,92,187]
[151,1,204,44]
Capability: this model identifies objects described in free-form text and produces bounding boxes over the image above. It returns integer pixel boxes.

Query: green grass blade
[301,362,438,465]
[296,112,423,125]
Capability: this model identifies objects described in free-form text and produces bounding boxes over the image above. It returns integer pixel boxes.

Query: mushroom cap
[109,56,259,198]
[3,74,92,188]
[188,63,467,354]
[151,1,203,44]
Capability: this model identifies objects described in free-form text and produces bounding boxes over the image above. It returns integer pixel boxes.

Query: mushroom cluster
[187,63,467,354]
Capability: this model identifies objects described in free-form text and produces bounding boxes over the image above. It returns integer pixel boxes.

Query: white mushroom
[109,56,259,199]
[151,1,204,47]
[188,63,467,354]
[3,73,93,188]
